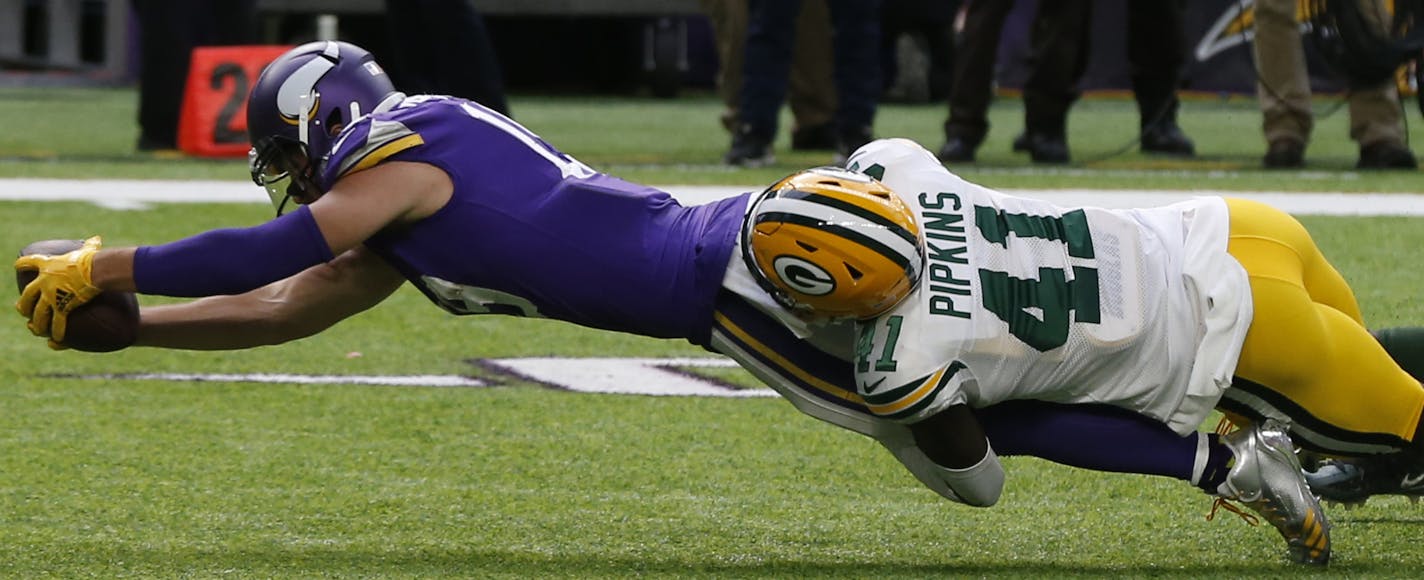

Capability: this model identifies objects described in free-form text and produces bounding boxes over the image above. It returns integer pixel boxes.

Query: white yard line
[62,372,488,387]
[64,359,776,397]
[2,178,1424,215]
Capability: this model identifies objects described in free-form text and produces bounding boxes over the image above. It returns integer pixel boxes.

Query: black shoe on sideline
[937,136,979,162]
[1141,123,1195,156]
[724,125,774,167]
[1263,139,1305,169]
[1017,132,1069,164]
[791,123,837,151]
[1012,132,1030,153]
[1357,142,1418,170]
[833,125,874,166]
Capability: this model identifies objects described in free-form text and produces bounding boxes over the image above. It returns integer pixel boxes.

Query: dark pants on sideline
[943,0,1090,144]
[738,0,883,140]
[384,0,509,116]
[1127,0,1187,129]
[132,0,257,150]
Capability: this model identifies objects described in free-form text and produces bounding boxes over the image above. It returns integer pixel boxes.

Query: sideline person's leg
[788,0,838,150]
[1253,0,1312,167]
[938,0,1016,162]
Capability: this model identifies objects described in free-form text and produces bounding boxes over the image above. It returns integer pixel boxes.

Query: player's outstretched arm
[16,162,448,344]
[135,246,404,350]
[101,161,446,298]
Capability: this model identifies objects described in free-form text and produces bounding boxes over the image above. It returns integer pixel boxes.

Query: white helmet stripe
[756,197,921,265]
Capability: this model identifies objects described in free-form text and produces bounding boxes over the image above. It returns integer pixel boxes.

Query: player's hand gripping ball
[14,238,138,352]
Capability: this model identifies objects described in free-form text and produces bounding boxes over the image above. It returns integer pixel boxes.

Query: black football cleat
[1305,452,1424,508]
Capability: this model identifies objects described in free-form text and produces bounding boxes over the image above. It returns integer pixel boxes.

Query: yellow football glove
[14,235,103,343]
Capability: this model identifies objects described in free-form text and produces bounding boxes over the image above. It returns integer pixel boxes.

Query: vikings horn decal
[1194,1,1253,62]
[276,42,340,126]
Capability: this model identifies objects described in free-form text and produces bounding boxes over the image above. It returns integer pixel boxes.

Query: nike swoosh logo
[860,377,886,394]
[1402,472,1424,489]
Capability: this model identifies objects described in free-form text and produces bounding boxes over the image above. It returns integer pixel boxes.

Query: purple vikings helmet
[247,41,403,214]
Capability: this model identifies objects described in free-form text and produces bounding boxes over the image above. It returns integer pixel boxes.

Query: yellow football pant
[1225,198,1424,454]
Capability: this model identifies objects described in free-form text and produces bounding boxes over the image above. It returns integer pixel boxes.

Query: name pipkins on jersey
[917,191,973,319]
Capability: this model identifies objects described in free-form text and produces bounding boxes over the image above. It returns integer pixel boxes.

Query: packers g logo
[773,255,835,296]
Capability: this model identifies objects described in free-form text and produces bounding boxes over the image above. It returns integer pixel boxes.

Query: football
[15,239,139,352]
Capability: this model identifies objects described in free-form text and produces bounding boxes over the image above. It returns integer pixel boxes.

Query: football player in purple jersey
[14,41,1362,564]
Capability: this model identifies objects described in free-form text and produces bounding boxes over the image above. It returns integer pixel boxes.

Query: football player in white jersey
[744,138,1424,565]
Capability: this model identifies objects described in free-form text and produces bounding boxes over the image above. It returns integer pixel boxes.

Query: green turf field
[3,88,1424,577]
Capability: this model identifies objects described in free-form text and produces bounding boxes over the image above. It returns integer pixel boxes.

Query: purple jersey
[319,95,748,346]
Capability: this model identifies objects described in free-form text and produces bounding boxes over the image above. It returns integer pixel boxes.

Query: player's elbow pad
[933,448,1004,507]
[889,440,1004,507]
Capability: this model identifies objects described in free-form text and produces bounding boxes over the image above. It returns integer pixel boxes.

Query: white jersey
[845,139,1253,435]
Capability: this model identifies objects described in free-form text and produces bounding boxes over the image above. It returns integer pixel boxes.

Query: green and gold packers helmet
[742,166,924,320]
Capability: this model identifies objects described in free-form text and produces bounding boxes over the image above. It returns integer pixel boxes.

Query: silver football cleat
[1217,419,1331,566]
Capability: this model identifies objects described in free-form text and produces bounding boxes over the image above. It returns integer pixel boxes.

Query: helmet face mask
[743,167,924,320]
[249,137,318,215]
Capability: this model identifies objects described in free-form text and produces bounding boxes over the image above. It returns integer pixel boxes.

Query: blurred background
[0,0,1327,99]
[3,0,1424,189]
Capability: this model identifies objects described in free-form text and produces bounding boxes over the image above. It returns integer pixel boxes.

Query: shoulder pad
[321,109,426,185]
